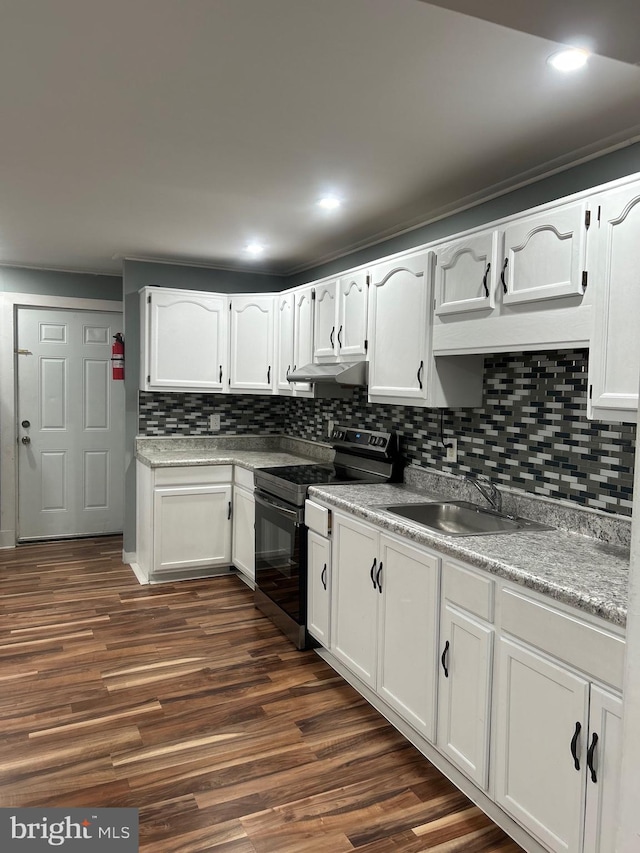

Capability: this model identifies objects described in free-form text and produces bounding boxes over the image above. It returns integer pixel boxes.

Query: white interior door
[17,308,125,540]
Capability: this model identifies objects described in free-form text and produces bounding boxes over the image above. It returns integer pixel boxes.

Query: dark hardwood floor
[0,536,524,852]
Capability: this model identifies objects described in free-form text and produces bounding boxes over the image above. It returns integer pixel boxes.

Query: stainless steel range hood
[287,361,368,388]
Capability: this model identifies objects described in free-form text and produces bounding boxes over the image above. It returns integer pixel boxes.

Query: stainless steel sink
[382,500,552,537]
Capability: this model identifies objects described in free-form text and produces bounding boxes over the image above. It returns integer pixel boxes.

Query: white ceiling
[0,0,639,277]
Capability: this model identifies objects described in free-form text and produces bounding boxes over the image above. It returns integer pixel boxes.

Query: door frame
[0,292,123,548]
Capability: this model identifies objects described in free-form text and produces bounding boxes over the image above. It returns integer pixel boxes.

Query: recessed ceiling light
[245,242,265,256]
[317,195,342,210]
[547,48,590,72]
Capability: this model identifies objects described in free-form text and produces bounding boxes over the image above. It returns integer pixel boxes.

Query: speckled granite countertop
[307,482,630,628]
[135,434,332,470]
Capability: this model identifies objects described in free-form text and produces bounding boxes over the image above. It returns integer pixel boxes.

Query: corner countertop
[136,447,321,470]
[307,482,629,629]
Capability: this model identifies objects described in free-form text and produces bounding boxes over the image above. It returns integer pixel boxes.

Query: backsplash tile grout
[139,349,636,517]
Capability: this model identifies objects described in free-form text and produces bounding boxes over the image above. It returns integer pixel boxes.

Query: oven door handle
[254,491,302,523]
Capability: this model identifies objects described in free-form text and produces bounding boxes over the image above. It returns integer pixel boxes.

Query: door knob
[21,436,31,445]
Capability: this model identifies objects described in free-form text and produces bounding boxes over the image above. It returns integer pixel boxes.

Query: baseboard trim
[0,529,16,549]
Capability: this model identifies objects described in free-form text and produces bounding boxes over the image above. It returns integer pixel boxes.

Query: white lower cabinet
[437,560,494,789]
[331,512,439,741]
[316,505,625,853]
[231,470,255,584]
[307,529,331,646]
[494,588,625,853]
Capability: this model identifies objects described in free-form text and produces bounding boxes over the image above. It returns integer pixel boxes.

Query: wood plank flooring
[0,536,524,852]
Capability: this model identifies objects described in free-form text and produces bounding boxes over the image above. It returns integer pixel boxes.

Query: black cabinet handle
[417,360,424,390]
[321,564,327,591]
[570,721,582,771]
[286,365,291,379]
[482,262,491,297]
[219,364,223,382]
[500,258,509,294]
[267,365,271,384]
[330,326,335,348]
[375,561,383,593]
[441,641,450,677]
[370,558,377,589]
[587,732,599,783]
[337,325,343,347]
[227,501,232,520]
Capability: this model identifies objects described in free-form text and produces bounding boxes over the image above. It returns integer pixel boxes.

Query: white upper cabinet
[367,252,432,403]
[275,291,295,394]
[313,272,368,362]
[141,287,228,392]
[435,230,499,316]
[432,198,593,356]
[292,286,314,394]
[588,179,640,422]
[368,251,483,407]
[229,294,274,393]
[501,200,589,304]
[313,280,338,360]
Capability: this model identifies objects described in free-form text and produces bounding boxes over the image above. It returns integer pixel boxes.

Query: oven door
[254,489,308,646]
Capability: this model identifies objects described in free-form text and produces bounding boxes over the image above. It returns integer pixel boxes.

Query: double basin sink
[382,500,552,537]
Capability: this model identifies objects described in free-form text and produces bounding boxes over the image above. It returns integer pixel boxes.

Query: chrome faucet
[464,474,502,514]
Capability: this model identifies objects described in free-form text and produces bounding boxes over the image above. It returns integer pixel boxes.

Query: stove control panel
[330,425,395,456]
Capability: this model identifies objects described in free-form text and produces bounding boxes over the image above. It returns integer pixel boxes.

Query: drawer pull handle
[370,558,377,589]
[337,325,343,347]
[417,360,424,390]
[267,365,271,384]
[570,721,582,771]
[500,257,509,293]
[375,561,383,593]
[482,262,491,297]
[587,732,599,783]
[441,640,450,678]
[227,501,232,520]
[321,564,327,590]
[219,364,223,382]
[330,326,335,348]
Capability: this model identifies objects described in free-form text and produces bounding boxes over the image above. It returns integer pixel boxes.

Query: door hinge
[147,294,151,303]
[582,271,588,290]
[364,339,368,352]
[311,289,316,301]
[366,274,371,287]
[597,205,601,225]
[589,384,593,400]
[585,210,591,229]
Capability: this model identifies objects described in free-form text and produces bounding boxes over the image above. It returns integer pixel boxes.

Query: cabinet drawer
[442,559,494,622]
[234,466,254,490]
[154,465,232,486]
[500,588,625,690]
[305,500,330,537]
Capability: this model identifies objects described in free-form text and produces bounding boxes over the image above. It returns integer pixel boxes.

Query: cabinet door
[293,286,314,394]
[146,289,228,391]
[583,686,623,853]
[494,637,589,853]
[588,182,640,422]
[377,535,439,741]
[437,603,493,788]
[153,483,232,573]
[231,485,255,583]
[337,272,368,360]
[502,201,588,305]
[331,514,379,687]
[313,280,338,360]
[435,231,497,316]
[368,252,433,402]
[275,292,294,394]
[307,530,331,647]
[229,295,274,392]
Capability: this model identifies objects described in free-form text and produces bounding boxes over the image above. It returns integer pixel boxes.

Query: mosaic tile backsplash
[139,349,636,516]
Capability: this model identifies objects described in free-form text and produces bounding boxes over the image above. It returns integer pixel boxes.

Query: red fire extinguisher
[111,333,125,380]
